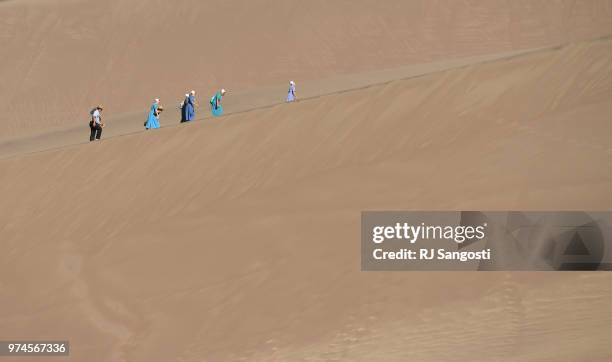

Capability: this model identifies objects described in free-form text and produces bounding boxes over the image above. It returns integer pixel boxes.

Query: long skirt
[145,112,160,129]
[212,105,223,117]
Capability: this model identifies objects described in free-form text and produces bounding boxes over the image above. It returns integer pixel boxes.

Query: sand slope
[2,0,612,141]
[1,36,612,361]
[0,47,556,159]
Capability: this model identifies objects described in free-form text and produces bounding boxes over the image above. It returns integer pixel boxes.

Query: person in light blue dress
[184,90,196,122]
[145,99,161,129]
[210,88,226,117]
[286,80,296,102]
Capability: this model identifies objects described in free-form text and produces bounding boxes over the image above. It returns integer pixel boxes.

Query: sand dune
[2,0,612,142]
[1,33,612,361]
[0,47,554,159]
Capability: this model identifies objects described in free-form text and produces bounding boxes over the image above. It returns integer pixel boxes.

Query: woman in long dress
[145,99,161,129]
[286,80,296,102]
[180,93,189,122]
[210,88,226,117]
[184,90,196,122]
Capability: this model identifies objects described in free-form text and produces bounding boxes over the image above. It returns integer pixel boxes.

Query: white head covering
[290,80,295,86]
[155,98,160,103]
[191,90,196,95]
[185,93,189,98]
[221,88,226,94]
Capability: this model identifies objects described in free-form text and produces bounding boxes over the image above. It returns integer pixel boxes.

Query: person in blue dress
[145,98,162,129]
[286,81,297,102]
[180,93,189,122]
[184,90,196,122]
[210,88,226,117]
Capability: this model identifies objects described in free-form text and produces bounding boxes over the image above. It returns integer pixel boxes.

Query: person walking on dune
[89,105,104,141]
[286,80,297,102]
[180,93,189,122]
[184,90,196,122]
[145,99,163,129]
[210,88,226,117]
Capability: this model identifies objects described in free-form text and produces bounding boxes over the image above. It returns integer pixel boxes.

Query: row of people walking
[90,81,297,140]
[146,88,226,130]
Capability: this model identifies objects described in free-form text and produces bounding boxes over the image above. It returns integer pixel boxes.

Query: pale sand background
[1,0,612,141]
[1,1,612,361]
